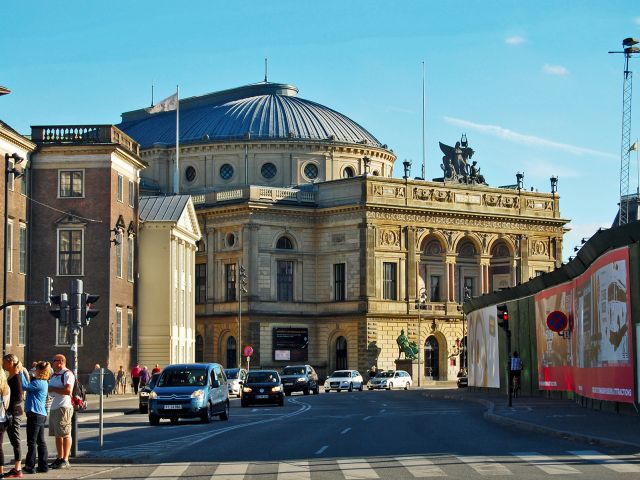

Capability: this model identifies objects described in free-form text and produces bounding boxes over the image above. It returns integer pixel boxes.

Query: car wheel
[285,391,291,396]
[348,383,353,392]
[139,404,148,414]
[303,387,310,395]
[219,401,230,421]
[314,385,320,394]
[336,389,341,393]
[405,382,410,390]
[359,383,364,391]
[170,417,179,424]
[149,413,160,426]
[200,403,213,423]
[368,387,373,390]
[387,382,393,390]
[325,389,331,393]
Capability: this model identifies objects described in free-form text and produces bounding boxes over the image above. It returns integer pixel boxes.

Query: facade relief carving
[379,228,401,247]
[413,187,433,201]
[529,239,548,257]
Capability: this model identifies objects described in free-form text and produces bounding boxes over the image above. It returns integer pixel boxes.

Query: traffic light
[497,304,509,330]
[44,277,54,305]
[49,293,69,325]
[81,293,100,326]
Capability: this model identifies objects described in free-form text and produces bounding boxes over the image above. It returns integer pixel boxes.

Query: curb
[422,390,640,450]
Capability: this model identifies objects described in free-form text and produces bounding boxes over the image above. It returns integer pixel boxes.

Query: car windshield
[158,368,208,387]
[282,367,305,375]
[330,371,351,378]
[376,371,394,378]
[247,372,279,383]
[148,373,160,388]
[225,369,240,379]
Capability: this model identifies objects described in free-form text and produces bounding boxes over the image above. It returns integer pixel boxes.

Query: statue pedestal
[394,359,423,385]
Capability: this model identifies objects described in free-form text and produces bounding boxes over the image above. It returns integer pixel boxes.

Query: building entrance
[336,336,348,370]
[425,336,439,380]
[227,336,237,368]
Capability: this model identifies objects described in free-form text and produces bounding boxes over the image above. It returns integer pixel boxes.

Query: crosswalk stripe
[149,463,190,479]
[211,462,249,479]
[457,456,512,476]
[514,453,580,475]
[278,460,311,480]
[337,458,380,479]
[568,450,640,473]
[397,456,447,477]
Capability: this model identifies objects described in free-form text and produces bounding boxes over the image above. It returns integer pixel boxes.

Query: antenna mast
[610,38,640,225]
[264,58,268,82]
[422,61,426,180]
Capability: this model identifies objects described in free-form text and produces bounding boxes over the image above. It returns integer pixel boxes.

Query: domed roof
[118,82,384,149]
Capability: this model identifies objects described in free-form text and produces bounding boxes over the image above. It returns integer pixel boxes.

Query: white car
[324,370,364,392]
[224,368,247,398]
[367,370,413,390]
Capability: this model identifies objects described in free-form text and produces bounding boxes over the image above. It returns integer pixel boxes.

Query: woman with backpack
[21,361,51,474]
[2,354,27,478]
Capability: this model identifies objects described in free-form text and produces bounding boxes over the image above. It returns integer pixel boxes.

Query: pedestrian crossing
[95,451,640,479]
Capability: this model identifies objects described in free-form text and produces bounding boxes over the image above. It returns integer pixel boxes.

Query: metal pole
[507,330,512,407]
[3,157,9,356]
[99,368,104,448]
[418,298,421,387]
[237,283,242,369]
[69,278,82,457]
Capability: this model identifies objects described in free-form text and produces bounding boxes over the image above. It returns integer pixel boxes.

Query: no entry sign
[546,310,568,332]
[243,345,254,357]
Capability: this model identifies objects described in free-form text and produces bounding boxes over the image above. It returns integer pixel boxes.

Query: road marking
[513,453,580,475]
[211,462,249,479]
[278,460,311,480]
[337,458,380,479]
[315,445,328,455]
[379,409,386,414]
[149,463,190,478]
[77,412,126,423]
[363,416,372,421]
[568,450,640,473]
[458,456,512,476]
[341,427,351,434]
[397,456,447,477]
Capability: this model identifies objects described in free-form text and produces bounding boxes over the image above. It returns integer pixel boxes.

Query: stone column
[206,227,216,303]
[247,224,260,301]
[479,256,491,294]
[360,223,376,301]
[445,255,457,303]
[406,227,417,302]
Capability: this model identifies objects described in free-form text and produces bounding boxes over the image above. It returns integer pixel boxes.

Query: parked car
[148,363,229,425]
[138,372,160,413]
[280,365,320,395]
[241,370,284,407]
[457,371,468,388]
[367,370,413,390]
[324,370,364,392]
[224,368,247,398]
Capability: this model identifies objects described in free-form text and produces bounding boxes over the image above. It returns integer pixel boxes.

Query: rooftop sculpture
[438,134,487,185]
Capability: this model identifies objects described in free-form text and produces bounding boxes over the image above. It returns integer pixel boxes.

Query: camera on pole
[81,293,100,326]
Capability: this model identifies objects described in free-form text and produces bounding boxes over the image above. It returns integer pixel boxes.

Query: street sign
[243,345,254,357]
[546,310,568,333]
[88,369,116,394]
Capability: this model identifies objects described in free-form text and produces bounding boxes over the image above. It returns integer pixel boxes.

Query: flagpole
[174,85,180,195]
[422,61,426,181]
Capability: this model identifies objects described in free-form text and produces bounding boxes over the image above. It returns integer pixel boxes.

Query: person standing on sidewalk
[131,363,141,394]
[0,368,12,478]
[2,355,28,478]
[47,354,74,470]
[115,366,126,395]
[510,351,523,396]
[20,361,51,475]
[151,364,161,375]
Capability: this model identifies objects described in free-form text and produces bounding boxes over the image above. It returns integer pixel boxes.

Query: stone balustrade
[31,125,140,155]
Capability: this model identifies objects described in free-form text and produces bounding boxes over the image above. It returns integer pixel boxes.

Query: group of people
[116,363,161,395]
[0,353,76,477]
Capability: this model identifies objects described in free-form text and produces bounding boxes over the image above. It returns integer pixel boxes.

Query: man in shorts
[48,354,75,469]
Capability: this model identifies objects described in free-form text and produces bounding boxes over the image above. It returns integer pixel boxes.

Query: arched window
[336,336,348,370]
[425,336,439,380]
[342,166,355,178]
[276,236,293,249]
[226,336,237,368]
[195,335,204,362]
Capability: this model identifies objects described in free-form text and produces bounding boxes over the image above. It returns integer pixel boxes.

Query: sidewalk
[77,393,139,423]
[422,387,640,449]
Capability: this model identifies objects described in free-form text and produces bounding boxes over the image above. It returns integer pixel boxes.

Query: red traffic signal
[497,304,509,330]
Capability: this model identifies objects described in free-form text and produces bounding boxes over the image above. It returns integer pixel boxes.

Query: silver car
[324,370,364,392]
[224,368,247,398]
[367,370,413,390]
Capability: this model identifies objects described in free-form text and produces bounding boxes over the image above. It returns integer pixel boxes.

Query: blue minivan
[148,363,229,425]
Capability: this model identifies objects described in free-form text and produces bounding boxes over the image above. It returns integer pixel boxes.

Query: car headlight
[243,387,253,393]
[149,391,157,399]
[191,389,204,398]
[381,380,388,385]
[140,391,149,397]
[271,386,282,392]
[297,377,306,382]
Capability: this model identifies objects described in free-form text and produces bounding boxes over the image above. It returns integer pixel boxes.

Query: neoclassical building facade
[119,80,568,380]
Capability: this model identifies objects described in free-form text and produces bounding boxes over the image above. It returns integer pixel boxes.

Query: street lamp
[462,285,471,374]
[237,265,248,369]
[4,153,25,355]
[416,287,428,387]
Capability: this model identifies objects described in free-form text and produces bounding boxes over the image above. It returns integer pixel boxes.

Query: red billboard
[535,247,635,403]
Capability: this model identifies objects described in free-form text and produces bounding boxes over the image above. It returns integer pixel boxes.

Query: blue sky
[2,1,639,259]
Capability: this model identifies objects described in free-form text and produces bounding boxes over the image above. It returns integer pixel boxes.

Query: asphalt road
[27,389,640,479]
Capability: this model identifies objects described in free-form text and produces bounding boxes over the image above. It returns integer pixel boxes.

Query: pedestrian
[139,366,151,388]
[2,354,27,478]
[116,366,126,395]
[131,363,141,394]
[0,368,12,478]
[47,354,74,469]
[20,361,51,475]
[510,351,523,396]
[151,364,161,375]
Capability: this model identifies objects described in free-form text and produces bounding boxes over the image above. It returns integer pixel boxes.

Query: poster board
[468,305,500,388]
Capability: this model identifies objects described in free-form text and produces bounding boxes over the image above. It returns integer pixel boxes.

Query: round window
[220,164,234,180]
[225,232,235,247]
[185,166,197,182]
[261,162,277,179]
[304,163,318,180]
[342,166,355,178]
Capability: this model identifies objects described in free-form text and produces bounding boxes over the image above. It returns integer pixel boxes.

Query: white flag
[145,93,178,114]
[630,142,638,152]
